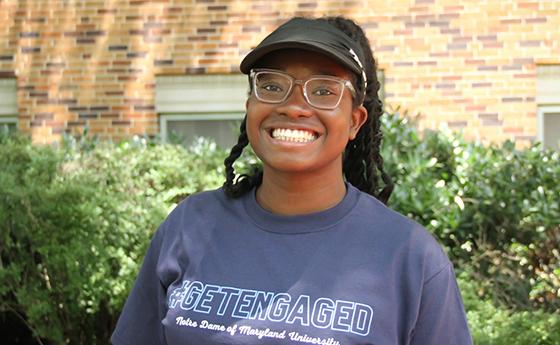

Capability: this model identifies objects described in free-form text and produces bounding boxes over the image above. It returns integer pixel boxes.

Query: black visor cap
[239,17,366,82]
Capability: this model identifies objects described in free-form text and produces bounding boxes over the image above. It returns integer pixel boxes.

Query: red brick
[208,5,227,10]
[298,3,318,9]
[525,17,546,24]
[112,120,132,126]
[520,40,541,47]
[466,105,486,111]
[448,121,467,128]
[502,97,523,102]
[514,73,536,78]
[472,82,492,88]
[442,76,461,81]
[518,2,539,9]
[98,9,117,14]
[500,19,522,25]
[35,113,54,120]
[483,42,504,48]
[504,126,524,133]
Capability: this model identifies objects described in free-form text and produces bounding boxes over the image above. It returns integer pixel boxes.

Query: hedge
[0,112,558,344]
[381,110,559,312]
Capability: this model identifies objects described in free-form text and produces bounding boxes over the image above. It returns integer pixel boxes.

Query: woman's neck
[255,168,347,216]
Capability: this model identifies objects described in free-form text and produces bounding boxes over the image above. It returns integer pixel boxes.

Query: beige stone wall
[0,0,559,145]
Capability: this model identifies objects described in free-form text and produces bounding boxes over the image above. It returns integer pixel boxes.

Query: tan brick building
[1,0,559,148]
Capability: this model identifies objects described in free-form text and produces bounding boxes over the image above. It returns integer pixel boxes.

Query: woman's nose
[276,84,314,118]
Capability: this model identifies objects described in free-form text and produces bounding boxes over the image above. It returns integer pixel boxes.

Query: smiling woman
[111,16,473,345]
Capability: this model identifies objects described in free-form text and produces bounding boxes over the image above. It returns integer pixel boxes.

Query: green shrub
[0,135,229,344]
[459,273,560,345]
[1,111,558,344]
[381,109,560,311]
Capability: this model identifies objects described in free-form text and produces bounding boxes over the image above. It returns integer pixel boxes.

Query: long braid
[222,116,262,197]
[320,16,394,203]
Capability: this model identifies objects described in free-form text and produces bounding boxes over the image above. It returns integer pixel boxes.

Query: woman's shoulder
[350,185,451,273]
[350,185,425,232]
[156,187,233,232]
[171,187,233,214]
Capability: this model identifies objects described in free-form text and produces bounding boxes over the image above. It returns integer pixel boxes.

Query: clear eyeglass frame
[249,68,357,110]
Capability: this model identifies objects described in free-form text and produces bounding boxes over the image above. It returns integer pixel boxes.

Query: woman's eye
[313,87,335,96]
[261,83,283,93]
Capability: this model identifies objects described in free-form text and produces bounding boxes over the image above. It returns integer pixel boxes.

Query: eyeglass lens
[254,71,345,109]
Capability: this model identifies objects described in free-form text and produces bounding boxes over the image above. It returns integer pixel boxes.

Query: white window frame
[156,74,247,145]
[0,78,17,131]
[537,105,560,149]
[536,65,560,150]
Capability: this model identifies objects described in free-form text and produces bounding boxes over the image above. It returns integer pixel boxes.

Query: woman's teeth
[271,128,317,143]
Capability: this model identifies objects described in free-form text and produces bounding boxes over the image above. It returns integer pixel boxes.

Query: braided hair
[223,16,394,204]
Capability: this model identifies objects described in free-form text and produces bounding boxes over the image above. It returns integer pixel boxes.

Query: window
[0,78,17,133]
[160,113,243,149]
[537,65,560,150]
[537,106,560,150]
[156,75,247,149]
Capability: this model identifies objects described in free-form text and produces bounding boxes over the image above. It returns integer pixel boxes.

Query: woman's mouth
[270,128,318,143]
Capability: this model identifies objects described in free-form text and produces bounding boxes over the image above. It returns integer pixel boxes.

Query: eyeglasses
[249,68,357,110]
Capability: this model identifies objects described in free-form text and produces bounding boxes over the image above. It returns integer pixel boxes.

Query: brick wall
[0,0,558,145]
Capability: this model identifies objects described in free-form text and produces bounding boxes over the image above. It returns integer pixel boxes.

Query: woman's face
[245,49,367,178]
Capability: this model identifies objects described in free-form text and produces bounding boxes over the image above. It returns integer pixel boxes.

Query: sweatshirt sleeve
[111,226,168,345]
[409,263,473,345]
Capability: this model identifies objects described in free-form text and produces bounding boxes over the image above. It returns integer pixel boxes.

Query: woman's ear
[349,105,368,140]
